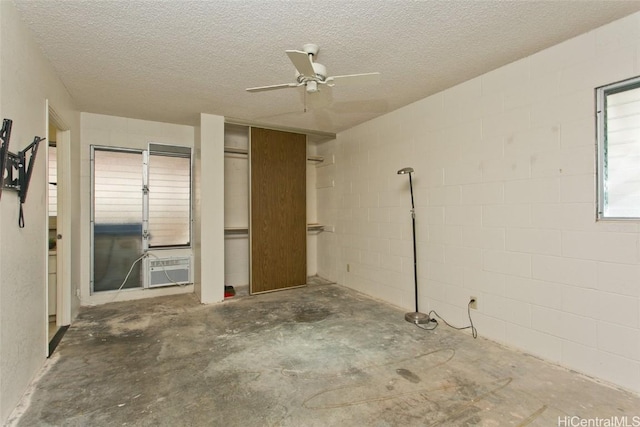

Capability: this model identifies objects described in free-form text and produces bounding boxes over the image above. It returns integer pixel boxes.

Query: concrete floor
[9,280,640,426]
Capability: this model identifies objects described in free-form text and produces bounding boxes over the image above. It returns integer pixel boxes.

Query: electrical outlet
[347,264,350,272]
[75,288,81,297]
[470,296,478,310]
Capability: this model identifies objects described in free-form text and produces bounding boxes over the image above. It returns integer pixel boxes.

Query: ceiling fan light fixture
[306,80,318,93]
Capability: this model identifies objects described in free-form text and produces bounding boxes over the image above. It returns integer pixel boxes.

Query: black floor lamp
[397,167,430,325]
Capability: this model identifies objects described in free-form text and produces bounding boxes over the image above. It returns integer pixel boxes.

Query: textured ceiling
[13,0,640,134]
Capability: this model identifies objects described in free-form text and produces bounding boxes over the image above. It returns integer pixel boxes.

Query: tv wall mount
[0,118,45,228]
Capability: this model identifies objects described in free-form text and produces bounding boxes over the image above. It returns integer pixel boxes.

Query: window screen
[148,145,191,247]
[597,76,640,219]
[92,148,143,291]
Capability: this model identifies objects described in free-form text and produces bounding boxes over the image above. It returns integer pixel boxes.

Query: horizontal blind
[148,152,191,247]
[94,149,143,226]
[606,86,640,217]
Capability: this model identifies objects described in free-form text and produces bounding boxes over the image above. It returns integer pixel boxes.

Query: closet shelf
[224,147,248,155]
[224,227,248,235]
[224,224,325,235]
[224,146,324,164]
[307,224,324,232]
[307,155,324,164]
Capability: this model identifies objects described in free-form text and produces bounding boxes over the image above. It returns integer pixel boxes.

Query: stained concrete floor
[9,281,640,426]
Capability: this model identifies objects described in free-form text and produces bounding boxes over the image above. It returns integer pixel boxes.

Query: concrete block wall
[317,12,640,393]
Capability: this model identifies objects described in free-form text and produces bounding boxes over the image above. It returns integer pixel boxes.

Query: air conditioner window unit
[147,256,191,288]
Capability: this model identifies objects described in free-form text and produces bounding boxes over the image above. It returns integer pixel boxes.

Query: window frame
[90,146,145,293]
[596,75,640,220]
[145,142,193,249]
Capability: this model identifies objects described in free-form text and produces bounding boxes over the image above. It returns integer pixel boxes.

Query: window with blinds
[597,76,640,219]
[148,144,191,247]
[93,149,143,227]
[91,145,191,247]
[91,144,192,293]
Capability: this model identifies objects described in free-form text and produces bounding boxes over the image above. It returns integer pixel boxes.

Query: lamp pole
[397,167,429,325]
[409,172,418,314]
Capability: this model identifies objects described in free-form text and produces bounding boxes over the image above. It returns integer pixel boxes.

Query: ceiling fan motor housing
[312,63,327,80]
[296,63,327,89]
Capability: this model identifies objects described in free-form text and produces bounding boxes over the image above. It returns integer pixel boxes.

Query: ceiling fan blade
[246,83,299,92]
[326,72,381,86]
[286,50,315,77]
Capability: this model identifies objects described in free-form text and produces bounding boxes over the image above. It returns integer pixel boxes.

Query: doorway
[47,129,58,342]
[47,107,71,355]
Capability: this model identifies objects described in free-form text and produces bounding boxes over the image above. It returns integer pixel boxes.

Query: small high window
[596,76,640,219]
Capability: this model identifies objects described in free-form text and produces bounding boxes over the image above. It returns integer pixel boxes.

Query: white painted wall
[0,2,79,423]
[197,113,225,303]
[318,12,640,393]
[193,122,202,298]
[80,113,195,305]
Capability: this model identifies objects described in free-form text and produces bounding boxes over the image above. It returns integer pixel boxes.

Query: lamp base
[405,312,430,324]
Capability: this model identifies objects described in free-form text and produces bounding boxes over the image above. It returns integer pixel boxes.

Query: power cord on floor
[414,299,478,339]
[109,253,147,302]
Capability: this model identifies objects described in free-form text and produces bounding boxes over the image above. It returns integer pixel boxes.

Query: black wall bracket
[0,118,13,199]
[0,118,45,228]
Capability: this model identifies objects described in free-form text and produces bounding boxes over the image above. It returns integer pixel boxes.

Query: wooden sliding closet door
[250,127,307,294]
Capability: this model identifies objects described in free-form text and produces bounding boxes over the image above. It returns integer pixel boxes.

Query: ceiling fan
[246,44,381,94]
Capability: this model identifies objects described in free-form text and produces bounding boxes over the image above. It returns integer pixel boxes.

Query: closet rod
[224,118,336,142]
[224,224,325,236]
[224,146,324,164]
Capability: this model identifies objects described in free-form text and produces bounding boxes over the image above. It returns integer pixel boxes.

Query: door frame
[46,104,72,340]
